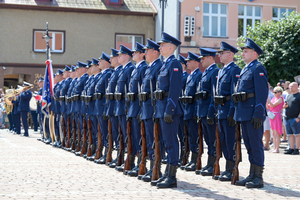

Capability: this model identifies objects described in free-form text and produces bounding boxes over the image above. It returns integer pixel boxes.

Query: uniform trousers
[54,114,61,137]
[178,116,184,151]
[201,117,216,156]
[88,115,98,146]
[31,111,38,131]
[159,115,180,166]
[14,113,21,134]
[185,119,198,153]
[20,111,29,136]
[131,117,140,155]
[97,115,108,147]
[218,119,236,162]
[118,115,127,150]
[241,120,264,166]
[8,113,15,131]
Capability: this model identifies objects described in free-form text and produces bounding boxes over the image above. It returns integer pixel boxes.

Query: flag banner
[41,60,54,117]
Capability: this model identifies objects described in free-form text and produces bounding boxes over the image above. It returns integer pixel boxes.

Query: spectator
[283,82,300,155]
[263,83,275,150]
[282,81,291,99]
[0,99,3,128]
[267,86,284,153]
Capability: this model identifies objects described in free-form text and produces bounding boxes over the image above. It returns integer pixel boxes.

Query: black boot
[195,155,210,175]
[156,164,177,188]
[95,146,108,164]
[128,154,142,177]
[124,155,136,175]
[87,144,96,161]
[245,165,264,188]
[151,163,168,186]
[178,148,184,167]
[141,160,154,182]
[185,152,198,171]
[201,155,216,176]
[180,150,189,170]
[235,164,255,186]
[108,158,118,168]
[219,160,235,181]
[213,160,229,180]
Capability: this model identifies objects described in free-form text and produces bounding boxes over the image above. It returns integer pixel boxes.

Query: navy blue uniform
[183,68,202,153]
[60,77,72,138]
[18,90,32,136]
[127,60,147,156]
[12,96,21,134]
[53,81,62,138]
[66,77,77,139]
[154,55,183,166]
[217,62,241,162]
[234,59,268,166]
[197,64,219,157]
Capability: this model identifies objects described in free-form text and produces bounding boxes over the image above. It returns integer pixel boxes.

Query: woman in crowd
[267,86,284,153]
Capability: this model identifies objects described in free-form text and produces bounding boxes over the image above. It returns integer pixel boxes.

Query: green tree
[235,12,300,86]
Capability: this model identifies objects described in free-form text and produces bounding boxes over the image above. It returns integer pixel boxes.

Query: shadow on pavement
[262,182,300,198]
[174,180,242,200]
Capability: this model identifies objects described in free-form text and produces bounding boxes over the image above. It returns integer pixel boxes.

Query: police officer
[37,77,45,141]
[234,38,268,188]
[177,54,189,166]
[153,32,183,188]
[86,58,102,161]
[70,62,89,152]
[105,48,123,168]
[19,81,33,137]
[126,42,148,176]
[115,45,135,172]
[59,66,73,147]
[12,86,21,135]
[195,48,219,176]
[53,69,64,147]
[138,39,163,182]
[180,52,202,172]
[65,65,78,151]
[94,52,113,163]
[214,42,241,181]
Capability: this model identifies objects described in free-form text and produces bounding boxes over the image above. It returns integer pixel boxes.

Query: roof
[0,0,157,14]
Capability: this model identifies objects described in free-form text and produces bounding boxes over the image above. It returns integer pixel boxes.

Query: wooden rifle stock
[138,120,147,176]
[231,123,241,185]
[75,118,83,152]
[212,123,221,178]
[95,123,102,160]
[196,122,203,170]
[117,122,124,166]
[71,116,77,151]
[81,117,89,156]
[106,118,113,164]
[124,120,132,174]
[61,115,66,148]
[182,123,189,166]
[152,121,160,181]
[66,116,71,148]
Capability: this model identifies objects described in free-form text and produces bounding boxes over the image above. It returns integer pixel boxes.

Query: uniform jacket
[141,58,163,120]
[155,55,183,118]
[80,75,94,115]
[182,71,189,92]
[234,59,268,121]
[71,73,89,113]
[12,95,20,115]
[217,62,241,119]
[127,60,147,118]
[18,90,32,112]
[53,82,62,114]
[67,77,77,115]
[37,88,43,114]
[60,77,72,113]
[183,68,202,120]
[94,69,112,116]
[106,66,122,116]
[87,72,102,116]
[115,62,135,116]
[197,64,219,118]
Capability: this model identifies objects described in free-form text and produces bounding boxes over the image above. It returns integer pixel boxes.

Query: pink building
[179,0,300,70]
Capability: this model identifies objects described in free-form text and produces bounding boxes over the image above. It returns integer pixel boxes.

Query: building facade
[0,0,156,90]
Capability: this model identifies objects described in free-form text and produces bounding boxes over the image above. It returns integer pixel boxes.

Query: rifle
[123,119,132,174]
[75,118,83,153]
[81,117,89,156]
[106,118,113,165]
[66,115,71,148]
[150,80,160,181]
[196,121,203,170]
[61,115,66,148]
[212,123,221,178]
[138,120,147,176]
[231,123,242,185]
[94,123,102,160]
[116,122,124,166]
[182,123,189,166]
[71,115,77,151]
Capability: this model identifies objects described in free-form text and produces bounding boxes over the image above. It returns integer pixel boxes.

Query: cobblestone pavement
[0,129,300,200]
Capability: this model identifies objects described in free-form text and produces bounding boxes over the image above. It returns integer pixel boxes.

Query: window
[273,8,294,21]
[203,3,227,37]
[115,34,144,49]
[238,5,261,37]
[33,30,65,53]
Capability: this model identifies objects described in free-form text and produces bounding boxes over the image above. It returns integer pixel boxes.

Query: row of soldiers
[37,32,268,189]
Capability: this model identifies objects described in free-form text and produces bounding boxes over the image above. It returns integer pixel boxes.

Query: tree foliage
[235,12,300,86]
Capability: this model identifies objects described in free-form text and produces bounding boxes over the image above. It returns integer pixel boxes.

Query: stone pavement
[0,129,300,200]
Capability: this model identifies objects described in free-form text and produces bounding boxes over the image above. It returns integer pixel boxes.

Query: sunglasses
[274,91,281,94]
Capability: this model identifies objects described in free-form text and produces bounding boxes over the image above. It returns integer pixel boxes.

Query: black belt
[66,98,72,103]
[85,96,92,103]
[114,93,125,101]
[195,91,211,100]
[71,95,80,101]
[139,92,151,102]
[93,93,103,100]
[105,93,115,101]
[154,90,169,100]
[59,96,65,101]
[232,92,255,103]
[127,93,138,101]
[214,95,231,105]
[180,96,196,104]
